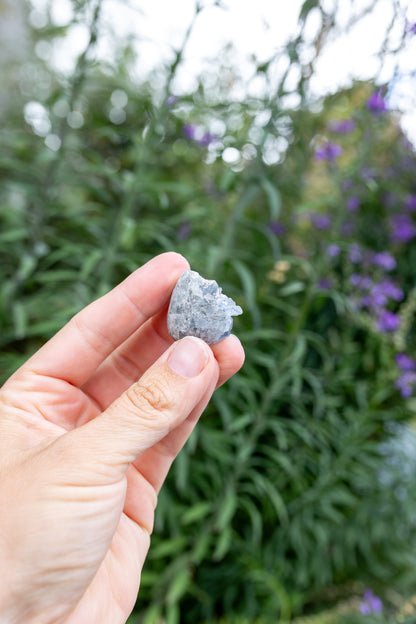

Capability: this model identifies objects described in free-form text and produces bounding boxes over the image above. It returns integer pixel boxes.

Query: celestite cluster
[167,270,243,344]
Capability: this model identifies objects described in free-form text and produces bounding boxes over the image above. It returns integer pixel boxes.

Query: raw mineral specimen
[167,270,243,344]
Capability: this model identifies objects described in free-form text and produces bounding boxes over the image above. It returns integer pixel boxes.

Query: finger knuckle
[126,379,172,417]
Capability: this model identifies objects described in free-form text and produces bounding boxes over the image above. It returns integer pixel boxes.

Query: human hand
[0,253,245,624]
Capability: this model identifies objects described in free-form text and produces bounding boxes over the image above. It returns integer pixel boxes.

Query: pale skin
[0,252,245,624]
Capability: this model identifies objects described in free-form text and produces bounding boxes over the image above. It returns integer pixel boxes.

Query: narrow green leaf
[80,249,104,280]
[216,490,238,530]
[231,259,261,329]
[299,0,319,22]
[228,413,253,433]
[0,228,27,243]
[288,334,307,365]
[34,270,82,283]
[261,178,281,219]
[12,302,26,339]
[213,525,233,561]
[181,502,211,525]
[140,605,163,624]
[279,281,305,297]
[166,567,190,605]
[239,498,263,546]
[17,253,37,281]
[250,473,288,524]
[151,536,187,559]
[174,449,189,493]
[166,603,180,624]
[191,532,211,564]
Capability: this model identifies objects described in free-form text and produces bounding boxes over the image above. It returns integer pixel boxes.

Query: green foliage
[2,1,416,623]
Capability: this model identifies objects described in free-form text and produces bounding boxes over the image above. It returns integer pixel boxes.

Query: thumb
[60,337,218,479]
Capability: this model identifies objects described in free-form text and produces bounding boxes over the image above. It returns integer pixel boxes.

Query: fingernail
[168,337,209,378]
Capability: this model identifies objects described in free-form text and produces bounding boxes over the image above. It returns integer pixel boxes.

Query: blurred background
[1,1,416,622]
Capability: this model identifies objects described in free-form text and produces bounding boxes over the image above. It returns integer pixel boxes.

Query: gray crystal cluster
[167,270,243,344]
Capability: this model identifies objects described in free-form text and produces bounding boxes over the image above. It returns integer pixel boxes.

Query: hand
[0,252,244,624]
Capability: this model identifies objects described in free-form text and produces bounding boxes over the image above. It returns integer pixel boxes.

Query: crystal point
[167,270,243,344]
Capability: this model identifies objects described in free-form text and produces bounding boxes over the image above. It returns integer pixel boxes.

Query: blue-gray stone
[167,270,243,344]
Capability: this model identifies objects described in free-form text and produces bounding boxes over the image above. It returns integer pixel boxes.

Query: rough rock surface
[167,270,243,344]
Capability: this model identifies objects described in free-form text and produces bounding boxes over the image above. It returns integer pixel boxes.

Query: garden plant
[1,1,416,623]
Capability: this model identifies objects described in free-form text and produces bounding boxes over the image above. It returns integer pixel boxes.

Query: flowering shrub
[2,2,416,624]
[278,86,416,411]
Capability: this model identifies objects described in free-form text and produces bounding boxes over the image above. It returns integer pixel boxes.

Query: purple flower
[360,295,372,308]
[317,278,332,290]
[379,279,403,301]
[315,142,343,162]
[361,166,375,181]
[377,309,400,332]
[348,243,363,263]
[405,194,416,211]
[370,285,388,307]
[198,131,216,147]
[165,95,179,108]
[366,92,387,113]
[326,243,340,258]
[372,252,396,271]
[311,214,331,230]
[346,196,360,213]
[359,589,383,615]
[350,273,363,287]
[361,277,373,290]
[389,214,416,243]
[368,280,403,308]
[182,124,217,147]
[176,221,192,241]
[396,372,416,398]
[269,221,285,236]
[183,123,197,140]
[350,274,372,290]
[350,274,377,310]
[328,119,356,134]
[396,353,416,372]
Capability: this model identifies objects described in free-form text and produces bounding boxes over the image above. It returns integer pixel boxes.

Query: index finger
[24,252,189,387]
